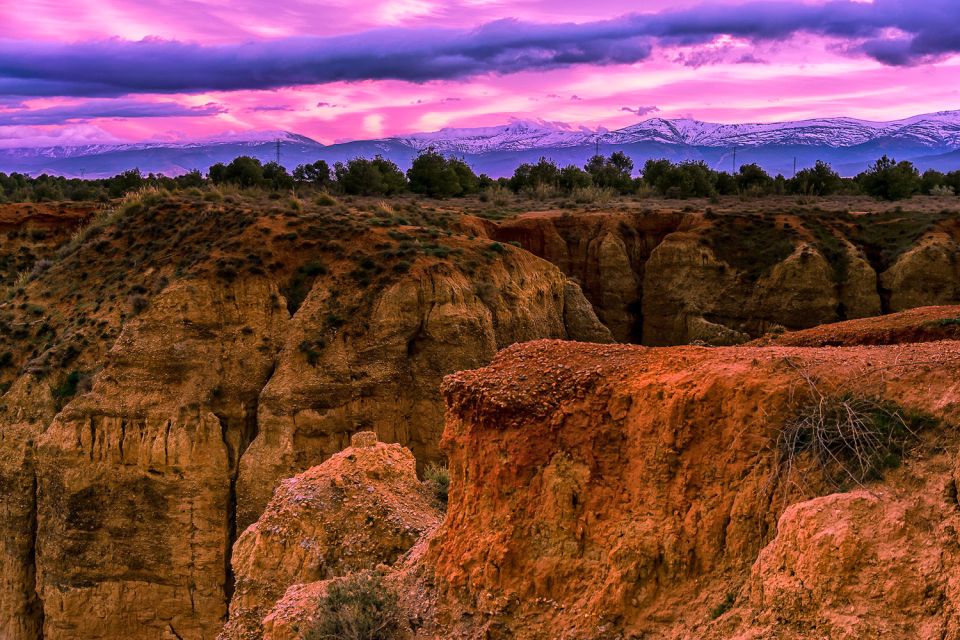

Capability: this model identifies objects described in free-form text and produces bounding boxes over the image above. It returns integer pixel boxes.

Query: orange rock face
[422,338,960,638]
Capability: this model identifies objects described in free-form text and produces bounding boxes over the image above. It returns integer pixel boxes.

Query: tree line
[2,149,959,203]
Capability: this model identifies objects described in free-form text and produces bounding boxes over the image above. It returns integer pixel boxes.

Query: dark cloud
[243,104,294,112]
[621,105,660,117]
[0,0,955,99]
[0,20,654,97]
[0,100,223,126]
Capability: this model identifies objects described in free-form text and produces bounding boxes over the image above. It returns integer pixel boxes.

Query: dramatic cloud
[0,20,655,97]
[1,0,959,147]
[0,1,957,100]
[0,100,224,126]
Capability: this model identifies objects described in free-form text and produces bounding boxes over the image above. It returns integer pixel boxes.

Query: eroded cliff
[4,193,960,639]
[421,337,960,638]
[223,307,960,639]
[494,207,960,345]
[0,193,610,639]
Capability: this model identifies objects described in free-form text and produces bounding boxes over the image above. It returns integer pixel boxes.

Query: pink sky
[1,0,959,146]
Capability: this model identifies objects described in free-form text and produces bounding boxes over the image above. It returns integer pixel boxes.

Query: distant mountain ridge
[2,111,959,179]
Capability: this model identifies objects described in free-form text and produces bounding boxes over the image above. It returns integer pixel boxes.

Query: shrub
[480,185,511,206]
[572,185,615,205]
[129,294,149,315]
[776,380,935,490]
[315,192,338,206]
[710,591,737,620]
[424,462,450,506]
[302,571,402,640]
[52,370,91,408]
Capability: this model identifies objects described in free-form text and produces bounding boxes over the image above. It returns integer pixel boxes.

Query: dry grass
[774,363,936,492]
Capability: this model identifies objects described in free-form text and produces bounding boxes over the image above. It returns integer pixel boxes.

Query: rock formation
[495,208,960,345]
[0,194,611,639]
[221,431,440,640]
[420,336,960,638]
[3,195,960,639]
[236,245,612,531]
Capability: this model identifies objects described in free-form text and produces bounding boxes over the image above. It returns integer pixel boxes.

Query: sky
[1,0,959,147]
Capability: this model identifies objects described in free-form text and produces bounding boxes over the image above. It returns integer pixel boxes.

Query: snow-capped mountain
[390,118,601,153]
[2,110,959,178]
[603,111,960,148]
[389,111,960,152]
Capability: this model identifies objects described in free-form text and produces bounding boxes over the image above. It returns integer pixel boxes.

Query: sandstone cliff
[0,194,610,639]
[237,242,612,531]
[419,337,960,638]
[494,208,959,345]
[4,195,960,639]
[222,320,960,639]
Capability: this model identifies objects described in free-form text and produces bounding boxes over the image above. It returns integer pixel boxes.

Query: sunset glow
[2,0,959,147]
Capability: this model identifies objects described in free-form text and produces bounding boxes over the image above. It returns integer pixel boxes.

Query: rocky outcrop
[0,194,612,639]
[493,211,682,342]
[705,468,960,639]
[236,248,611,531]
[221,432,440,640]
[34,277,287,639]
[881,233,960,312]
[644,237,885,345]
[757,304,960,347]
[0,377,54,640]
[420,338,960,639]
[497,210,960,346]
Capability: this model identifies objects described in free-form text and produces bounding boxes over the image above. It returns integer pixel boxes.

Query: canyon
[1,192,959,638]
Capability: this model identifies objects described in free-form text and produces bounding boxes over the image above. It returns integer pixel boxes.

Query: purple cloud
[621,105,659,116]
[0,99,224,126]
[243,104,293,112]
[0,0,956,99]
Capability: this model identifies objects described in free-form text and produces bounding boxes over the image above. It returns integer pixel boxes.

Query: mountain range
[2,110,960,179]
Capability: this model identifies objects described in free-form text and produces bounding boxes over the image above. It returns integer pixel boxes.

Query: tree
[449,158,479,195]
[175,170,205,189]
[334,156,407,195]
[715,171,738,195]
[558,165,592,192]
[293,160,332,188]
[585,152,634,193]
[407,149,477,197]
[856,156,921,201]
[509,157,560,192]
[944,170,960,194]
[108,168,145,197]
[209,156,264,188]
[208,162,227,185]
[791,160,842,196]
[644,159,718,198]
[263,161,294,190]
[920,169,946,194]
[736,163,774,195]
[642,159,674,191]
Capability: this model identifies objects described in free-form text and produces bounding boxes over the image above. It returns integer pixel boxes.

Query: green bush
[302,572,402,640]
[424,462,450,506]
